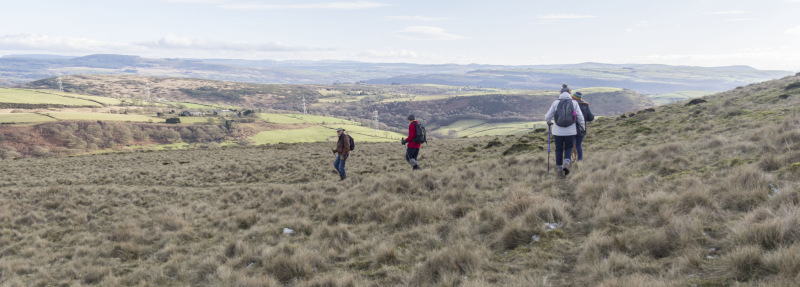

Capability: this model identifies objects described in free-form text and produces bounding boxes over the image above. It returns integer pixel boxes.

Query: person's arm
[574,101,585,130]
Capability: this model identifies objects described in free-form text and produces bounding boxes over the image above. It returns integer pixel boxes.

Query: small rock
[283,228,294,234]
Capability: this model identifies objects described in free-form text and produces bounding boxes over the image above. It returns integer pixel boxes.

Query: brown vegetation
[0,75,799,286]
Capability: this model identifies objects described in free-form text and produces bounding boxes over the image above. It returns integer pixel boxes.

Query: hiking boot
[412,165,422,170]
[563,168,570,176]
[340,175,347,181]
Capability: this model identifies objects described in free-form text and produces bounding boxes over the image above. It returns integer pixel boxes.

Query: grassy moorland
[649,90,716,105]
[0,75,798,286]
[0,88,102,107]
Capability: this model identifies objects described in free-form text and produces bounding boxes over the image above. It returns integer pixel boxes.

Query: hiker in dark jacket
[401,114,422,170]
[332,127,350,180]
[572,92,594,161]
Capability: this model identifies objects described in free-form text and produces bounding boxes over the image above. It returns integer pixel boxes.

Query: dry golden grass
[0,75,799,286]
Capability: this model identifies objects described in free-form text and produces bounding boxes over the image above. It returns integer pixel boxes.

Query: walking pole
[547,124,551,173]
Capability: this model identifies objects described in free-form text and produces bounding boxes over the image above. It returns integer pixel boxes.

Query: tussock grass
[2,75,800,285]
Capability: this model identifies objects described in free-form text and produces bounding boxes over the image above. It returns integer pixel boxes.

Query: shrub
[409,245,481,286]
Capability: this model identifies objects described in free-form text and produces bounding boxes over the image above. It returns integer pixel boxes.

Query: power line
[57,76,63,93]
[373,110,379,136]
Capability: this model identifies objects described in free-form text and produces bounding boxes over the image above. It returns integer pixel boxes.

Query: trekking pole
[547,124,551,173]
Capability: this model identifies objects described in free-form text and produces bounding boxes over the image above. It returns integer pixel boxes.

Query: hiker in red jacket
[401,114,422,170]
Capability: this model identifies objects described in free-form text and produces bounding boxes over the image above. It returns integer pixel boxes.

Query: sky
[1,0,799,71]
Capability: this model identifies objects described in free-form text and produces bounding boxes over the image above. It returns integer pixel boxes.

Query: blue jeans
[554,135,573,169]
[334,154,347,178]
[574,133,584,161]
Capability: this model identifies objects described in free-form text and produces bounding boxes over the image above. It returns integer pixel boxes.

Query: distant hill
[0,54,791,95]
[20,75,655,132]
[366,64,792,95]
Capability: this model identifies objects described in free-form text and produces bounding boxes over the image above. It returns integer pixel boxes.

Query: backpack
[554,99,576,127]
[580,103,594,122]
[412,122,427,143]
[348,135,355,151]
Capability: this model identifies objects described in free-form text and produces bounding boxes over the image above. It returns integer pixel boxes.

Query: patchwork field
[650,90,717,105]
[432,120,546,137]
[46,112,161,122]
[0,113,57,124]
[250,124,403,145]
[0,88,102,106]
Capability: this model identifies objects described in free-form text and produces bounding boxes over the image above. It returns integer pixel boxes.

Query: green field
[174,116,219,124]
[250,126,334,144]
[575,87,625,94]
[649,91,716,105]
[47,112,160,122]
[47,91,123,105]
[0,113,57,124]
[259,113,358,125]
[321,124,404,141]
[165,102,239,110]
[250,124,403,145]
[434,120,545,137]
[0,88,102,106]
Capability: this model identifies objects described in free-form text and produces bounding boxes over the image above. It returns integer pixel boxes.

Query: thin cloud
[359,49,420,58]
[221,1,388,10]
[0,33,130,52]
[387,15,448,21]
[787,26,800,35]
[539,14,597,20]
[626,21,649,33]
[0,33,327,56]
[141,34,325,52]
[395,26,465,41]
[161,0,230,3]
[724,18,756,22]
[534,14,596,25]
[707,10,747,15]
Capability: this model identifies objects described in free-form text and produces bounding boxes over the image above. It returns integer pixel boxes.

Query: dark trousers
[574,133,584,161]
[334,154,347,178]
[406,148,420,167]
[554,135,573,167]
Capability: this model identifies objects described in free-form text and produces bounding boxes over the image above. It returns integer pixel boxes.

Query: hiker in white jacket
[544,89,586,176]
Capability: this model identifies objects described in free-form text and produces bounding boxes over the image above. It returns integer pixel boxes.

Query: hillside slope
[20,75,657,132]
[0,75,798,286]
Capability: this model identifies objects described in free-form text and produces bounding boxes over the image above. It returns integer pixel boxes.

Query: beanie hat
[560,83,570,94]
[572,91,583,100]
[407,114,415,121]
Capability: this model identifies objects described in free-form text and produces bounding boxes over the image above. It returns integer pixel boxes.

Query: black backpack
[412,122,427,143]
[554,99,576,127]
[348,135,355,151]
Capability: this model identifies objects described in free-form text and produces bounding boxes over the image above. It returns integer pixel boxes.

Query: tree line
[0,121,232,159]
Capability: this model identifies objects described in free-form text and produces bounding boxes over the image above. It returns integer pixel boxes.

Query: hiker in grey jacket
[544,90,586,176]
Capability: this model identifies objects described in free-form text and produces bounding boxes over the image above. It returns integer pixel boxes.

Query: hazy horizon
[2,0,799,71]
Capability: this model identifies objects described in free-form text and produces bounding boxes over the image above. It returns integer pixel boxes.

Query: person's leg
[563,136,574,167]
[554,136,565,170]
[334,154,343,178]
[339,155,347,178]
[407,148,420,169]
[575,134,584,161]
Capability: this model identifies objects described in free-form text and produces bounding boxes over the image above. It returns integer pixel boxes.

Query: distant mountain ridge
[0,54,792,95]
